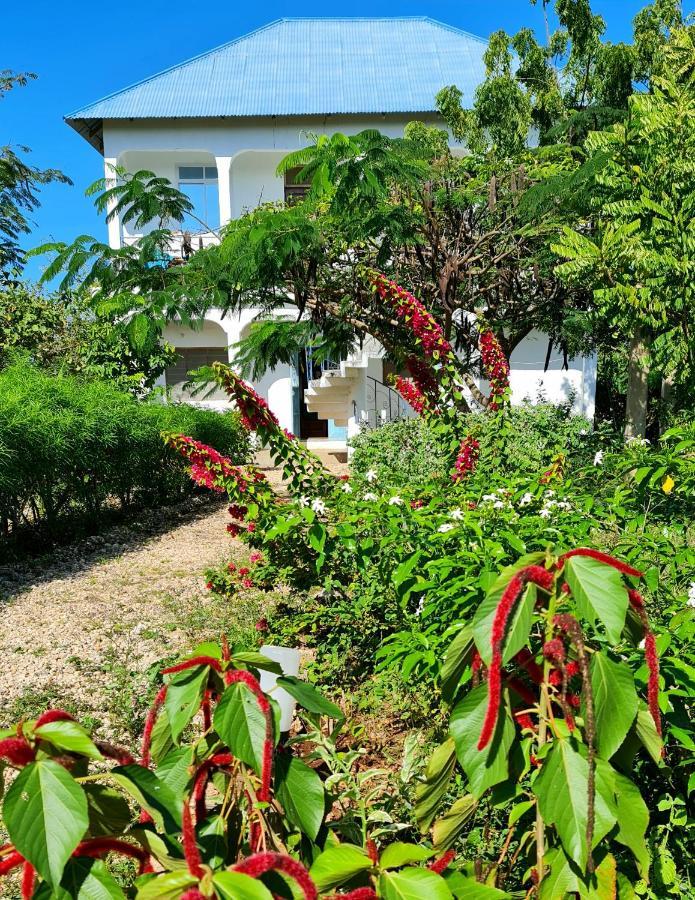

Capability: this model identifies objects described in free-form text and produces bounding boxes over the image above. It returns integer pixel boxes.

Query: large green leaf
[444,871,508,899]
[533,739,617,870]
[156,746,195,798]
[34,857,125,900]
[431,795,477,850]
[276,676,344,720]
[4,760,89,887]
[214,681,269,774]
[473,570,539,666]
[274,753,325,840]
[34,720,103,761]
[111,765,181,833]
[309,845,372,891]
[413,739,457,833]
[379,868,452,900]
[232,652,282,674]
[136,870,197,900]
[440,626,475,703]
[589,652,638,759]
[614,772,650,878]
[213,872,274,900]
[165,665,209,743]
[634,703,664,765]
[564,556,628,644]
[449,685,515,799]
[380,843,434,870]
[83,784,132,838]
[539,847,581,899]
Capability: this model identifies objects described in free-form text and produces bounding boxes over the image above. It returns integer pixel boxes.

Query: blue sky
[1,0,657,282]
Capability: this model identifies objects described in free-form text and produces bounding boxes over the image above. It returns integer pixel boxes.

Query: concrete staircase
[304,351,369,426]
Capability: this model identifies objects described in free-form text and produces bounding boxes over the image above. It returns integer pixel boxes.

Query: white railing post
[215,156,233,228]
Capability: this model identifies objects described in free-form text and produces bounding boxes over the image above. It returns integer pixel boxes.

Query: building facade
[66,17,597,446]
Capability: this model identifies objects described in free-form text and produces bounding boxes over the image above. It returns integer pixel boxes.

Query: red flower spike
[94,741,135,766]
[327,890,378,900]
[140,684,167,767]
[506,677,537,706]
[180,891,207,900]
[0,851,25,876]
[181,801,204,878]
[232,852,317,900]
[161,656,222,675]
[542,639,565,663]
[629,590,662,737]
[558,548,643,578]
[75,838,148,867]
[514,712,536,733]
[0,737,35,767]
[35,709,76,728]
[428,850,456,874]
[514,649,544,685]
[366,839,378,865]
[21,861,35,900]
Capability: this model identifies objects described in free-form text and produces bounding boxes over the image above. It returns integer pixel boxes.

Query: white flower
[365,469,378,483]
[492,500,505,509]
[556,501,572,511]
[450,508,465,520]
[519,492,534,507]
[579,428,588,436]
[415,596,425,616]
[438,523,455,533]
[593,451,604,466]
[481,494,497,503]
[311,498,326,514]
[298,496,310,507]
[363,492,378,502]
[544,489,555,497]
[341,482,353,493]
[388,496,404,506]
[539,508,552,519]
[688,582,695,609]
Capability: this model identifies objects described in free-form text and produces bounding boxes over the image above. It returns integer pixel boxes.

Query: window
[165,348,229,401]
[178,165,220,232]
[284,167,311,204]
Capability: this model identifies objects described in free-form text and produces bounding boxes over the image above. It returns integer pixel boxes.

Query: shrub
[0,361,249,550]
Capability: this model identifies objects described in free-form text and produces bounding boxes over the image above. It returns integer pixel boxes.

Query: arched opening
[163,319,230,403]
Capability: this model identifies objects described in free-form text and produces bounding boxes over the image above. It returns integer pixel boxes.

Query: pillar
[103,157,121,249]
[215,156,233,228]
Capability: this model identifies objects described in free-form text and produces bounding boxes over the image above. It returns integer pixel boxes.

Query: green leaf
[34,857,125,900]
[274,753,325,840]
[232,652,283,674]
[634,703,664,765]
[34,721,103,760]
[213,872,275,900]
[564,556,629,644]
[431,795,477,851]
[136,869,197,900]
[614,772,650,878]
[128,313,151,351]
[4,760,89,887]
[413,739,457,833]
[156,746,195,798]
[111,765,181,833]
[589,652,638,759]
[533,739,617,870]
[276,676,344,720]
[308,522,326,553]
[165,665,209,743]
[440,626,474,703]
[380,843,434,870]
[539,847,581,899]
[149,708,174,766]
[309,845,372,891]
[473,564,540,665]
[379,868,452,900]
[83,784,133,838]
[449,685,515,799]
[214,681,269,774]
[443,871,508,899]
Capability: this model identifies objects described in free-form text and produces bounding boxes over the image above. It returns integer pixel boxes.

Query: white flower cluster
[388,496,404,506]
[311,498,326,514]
[365,469,378,483]
[688,582,695,609]
[519,492,534,507]
[341,482,353,494]
[593,450,604,466]
[363,492,378,502]
[539,489,572,519]
[480,490,511,510]
[438,523,455,533]
[449,508,465,520]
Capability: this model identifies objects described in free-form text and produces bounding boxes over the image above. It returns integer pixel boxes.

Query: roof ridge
[66,17,488,120]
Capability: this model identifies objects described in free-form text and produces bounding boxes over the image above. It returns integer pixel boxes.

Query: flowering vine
[451,435,480,482]
[478,329,510,411]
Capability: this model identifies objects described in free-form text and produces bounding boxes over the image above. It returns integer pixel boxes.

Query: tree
[553,29,695,438]
[0,71,71,283]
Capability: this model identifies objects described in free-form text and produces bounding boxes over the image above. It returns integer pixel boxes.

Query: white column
[215,156,233,228]
[103,157,121,249]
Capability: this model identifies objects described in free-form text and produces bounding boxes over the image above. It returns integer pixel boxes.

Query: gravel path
[0,497,245,740]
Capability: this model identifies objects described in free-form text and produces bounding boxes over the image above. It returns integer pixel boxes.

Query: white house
[66,17,597,449]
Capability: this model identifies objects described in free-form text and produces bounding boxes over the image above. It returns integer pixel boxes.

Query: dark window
[284,167,311,204]
[165,347,229,401]
[177,165,220,231]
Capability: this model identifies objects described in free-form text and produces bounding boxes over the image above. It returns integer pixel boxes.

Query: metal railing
[122,230,219,259]
[357,375,412,429]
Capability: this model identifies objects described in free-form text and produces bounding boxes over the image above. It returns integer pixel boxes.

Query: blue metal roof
[66,18,488,150]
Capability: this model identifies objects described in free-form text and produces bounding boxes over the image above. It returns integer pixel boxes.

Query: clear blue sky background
[0,0,660,282]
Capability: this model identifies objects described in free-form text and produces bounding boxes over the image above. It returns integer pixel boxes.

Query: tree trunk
[623,327,650,441]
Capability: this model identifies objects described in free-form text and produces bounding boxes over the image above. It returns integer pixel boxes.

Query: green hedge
[0,361,249,548]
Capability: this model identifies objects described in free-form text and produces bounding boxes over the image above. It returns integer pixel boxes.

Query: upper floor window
[178,165,220,232]
[284,167,311,204]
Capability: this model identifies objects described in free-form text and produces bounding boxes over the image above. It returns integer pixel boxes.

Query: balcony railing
[122,229,219,260]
